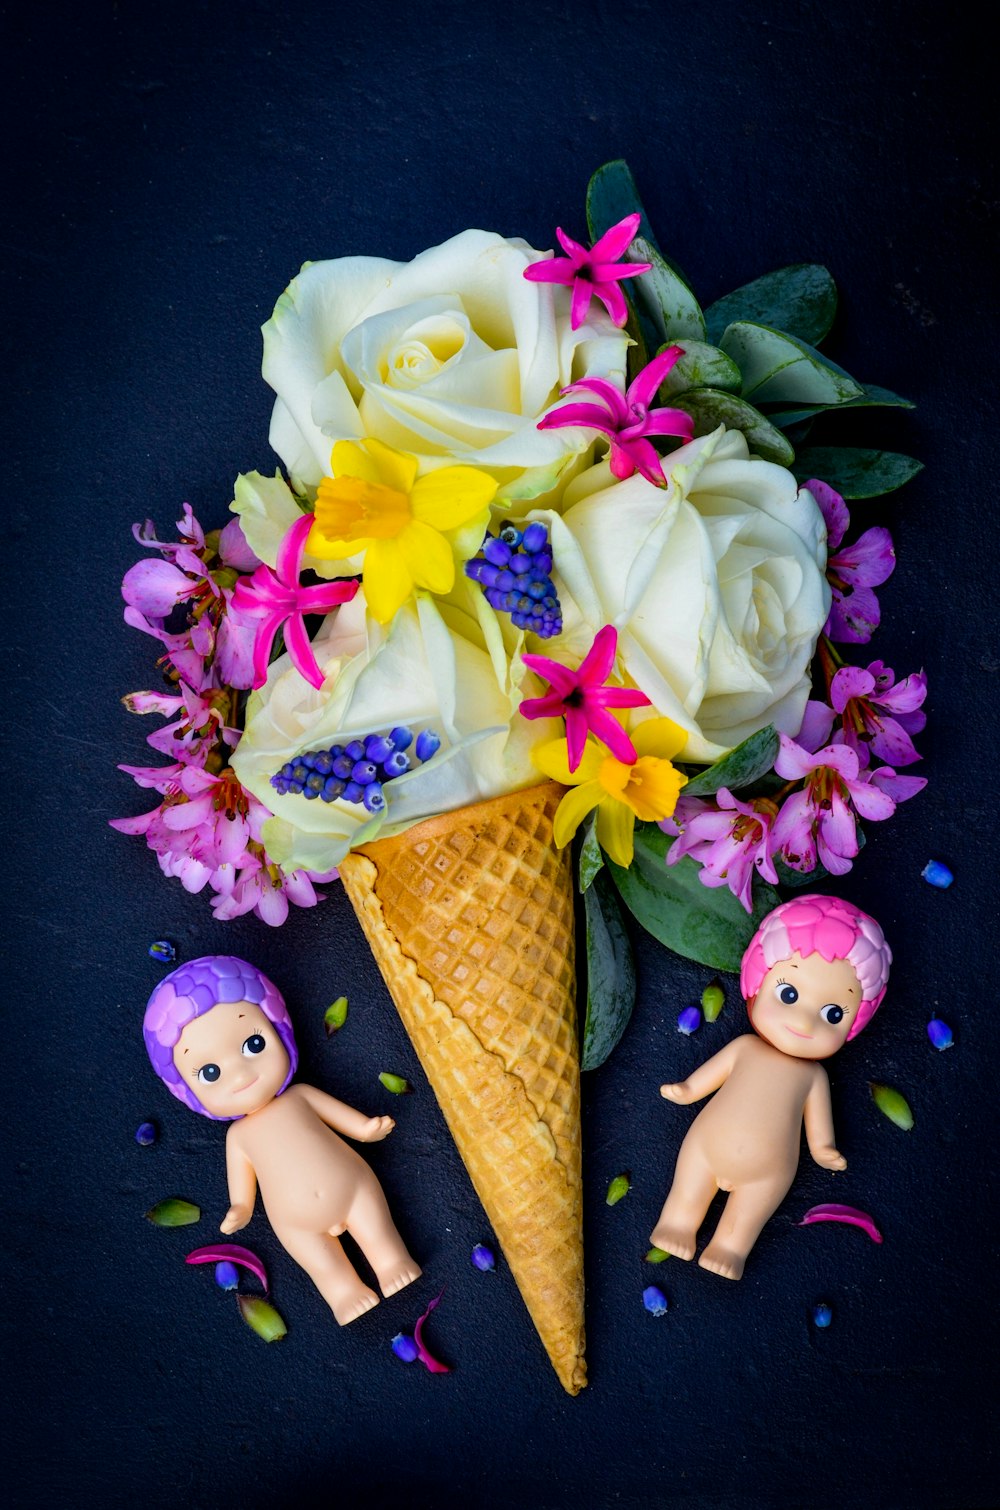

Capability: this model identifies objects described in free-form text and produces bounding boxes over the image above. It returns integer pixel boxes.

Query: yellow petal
[553,782,605,849]
[363,537,414,623]
[330,440,382,485]
[410,466,498,530]
[397,519,455,595]
[596,800,636,867]
[631,716,690,762]
[621,756,687,822]
[532,736,605,786]
[307,519,372,560]
[363,438,419,495]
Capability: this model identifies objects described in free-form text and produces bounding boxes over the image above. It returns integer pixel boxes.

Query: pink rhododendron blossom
[536,346,694,484]
[522,212,652,329]
[830,660,927,768]
[231,512,360,689]
[806,477,895,643]
[661,786,780,913]
[520,624,651,771]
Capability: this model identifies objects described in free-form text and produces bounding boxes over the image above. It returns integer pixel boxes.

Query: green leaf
[704,264,838,346]
[869,1082,914,1131]
[578,816,604,893]
[237,1294,288,1342]
[606,826,779,972]
[145,1198,201,1228]
[586,158,664,259]
[681,726,780,797]
[763,383,915,430]
[791,447,924,498]
[720,322,864,406]
[606,1173,630,1206]
[645,1246,670,1263]
[324,996,348,1035]
[581,868,637,1071]
[630,236,706,344]
[379,1072,411,1095]
[655,339,742,395]
[671,389,794,466]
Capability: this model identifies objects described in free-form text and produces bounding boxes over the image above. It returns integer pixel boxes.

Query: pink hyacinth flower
[537,346,695,485]
[231,513,360,690]
[519,624,651,772]
[661,787,780,914]
[522,212,652,330]
[830,660,928,768]
[806,478,896,644]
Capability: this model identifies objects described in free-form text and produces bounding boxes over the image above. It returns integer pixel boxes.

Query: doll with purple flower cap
[651,895,891,1281]
[144,956,421,1323]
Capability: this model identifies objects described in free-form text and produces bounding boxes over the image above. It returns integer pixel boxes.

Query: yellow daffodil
[533,717,688,867]
[308,438,497,623]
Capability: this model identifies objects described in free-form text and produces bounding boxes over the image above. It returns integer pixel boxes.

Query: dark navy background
[4,3,997,1507]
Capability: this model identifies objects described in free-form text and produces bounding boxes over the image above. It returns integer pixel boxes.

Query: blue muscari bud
[352,760,378,785]
[344,739,366,761]
[215,1261,240,1291]
[363,783,386,814]
[477,561,500,588]
[299,751,317,769]
[499,525,522,547]
[147,940,176,963]
[343,780,365,804]
[305,773,325,793]
[922,859,954,888]
[291,763,309,784]
[483,537,511,567]
[391,1333,419,1363]
[495,569,515,591]
[812,1302,833,1328]
[927,1018,954,1050]
[471,1243,495,1272]
[332,754,354,779]
[135,1121,156,1146]
[415,729,441,762]
[302,783,320,799]
[384,750,410,778]
[677,1006,702,1035]
[522,521,547,552]
[365,734,395,764]
[509,553,532,575]
[533,549,553,574]
[390,725,413,751]
[643,1285,669,1317]
[527,580,548,600]
[312,750,333,775]
[321,777,346,803]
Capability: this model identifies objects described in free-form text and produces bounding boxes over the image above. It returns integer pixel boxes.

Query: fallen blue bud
[812,1302,833,1328]
[214,1261,240,1291]
[391,1333,420,1363]
[643,1285,668,1317]
[921,860,953,889]
[927,1018,954,1051]
[471,1244,495,1272]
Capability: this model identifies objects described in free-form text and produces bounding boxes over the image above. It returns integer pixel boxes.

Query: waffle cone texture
[338,781,586,1394]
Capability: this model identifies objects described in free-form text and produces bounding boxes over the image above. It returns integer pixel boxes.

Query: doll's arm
[804,1069,847,1171]
[660,1039,741,1105]
[296,1083,395,1142]
[221,1129,257,1233]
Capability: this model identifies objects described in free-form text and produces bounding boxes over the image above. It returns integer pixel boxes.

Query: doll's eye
[242,1034,266,1056]
[197,1063,221,1083]
[820,1004,844,1025]
[777,983,798,1005]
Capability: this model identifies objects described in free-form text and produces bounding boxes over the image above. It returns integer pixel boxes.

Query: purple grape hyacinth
[465,522,562,638]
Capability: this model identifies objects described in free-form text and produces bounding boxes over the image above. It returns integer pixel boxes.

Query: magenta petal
[518,691,569,722]
[868,715,922,767]
[560,376,629,416]
[586,706,638,765]
[522,259,575,286]
[412,1291,451,1374]
[218,517,261,571]
[641,405,696,439]
[589,212,641,263]
[275,512,313,584]
[773,735,818,781]
[250,611,285,689]
[593,281,629,326]
[578,624,618,685]
[876,669,928,714]
[796,699,835,753]
[122,558,194,617]
[834,526,896,588]
[537,402,617,435]
[827,582,882,644]
[817,789,859,865]
[830,665,877,712]
[627,346,684,410]
[805,478,850,551]
[797,1204,883,1244]
[520,652,577,696]
[161,793,215,830]
[615,435,665,484]
[869,767,927,802]
[295,580,358,613]
[185,1243,269,1290]
[608,443,638,480]
[570,277,594,330]
[591,686,651,711]
[564,708,590,773]
[109,810,157,835]
[284,613,325,689]
[555,225,588,263]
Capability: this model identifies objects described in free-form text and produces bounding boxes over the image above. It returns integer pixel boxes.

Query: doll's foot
[650,1222,697,1262]
[378,1259,422,1298]
[333,1283,381,1324]
[698,1243,746,1281]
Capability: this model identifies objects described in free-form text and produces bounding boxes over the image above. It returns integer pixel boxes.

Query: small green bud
[701,981,725,1022]
[606,1173,630,1206]
[324,996,349,1035]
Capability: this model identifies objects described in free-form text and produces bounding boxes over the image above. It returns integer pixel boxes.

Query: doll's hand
[360,1115,395,1142]
[812,1146,847,1171]
[660,1082,693,1105]
[220,1204,252,1234]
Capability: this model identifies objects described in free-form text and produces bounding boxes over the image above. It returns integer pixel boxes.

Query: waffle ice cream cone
[337,780,585,1394]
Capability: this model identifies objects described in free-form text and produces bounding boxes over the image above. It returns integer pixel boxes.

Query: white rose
[537,427,830,763]
[231,592,558,873]
[261,229,629,503]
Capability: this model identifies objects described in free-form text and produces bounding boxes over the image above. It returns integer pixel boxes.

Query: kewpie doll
[144,956,421,1323]
[650,895,891,1281]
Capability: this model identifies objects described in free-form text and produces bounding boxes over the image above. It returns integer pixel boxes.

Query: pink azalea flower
[771,733,925,877]
[806,478,896,643]
[522,212,652,330]
[536,346,695,484]
[661,786,780,913]
[231,513,360,689]
[830,660,927,768]
[519,624,651,772]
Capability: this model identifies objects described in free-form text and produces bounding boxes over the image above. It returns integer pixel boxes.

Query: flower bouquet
[114,160,925,1393]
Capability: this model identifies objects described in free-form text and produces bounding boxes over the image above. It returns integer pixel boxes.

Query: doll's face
[173,1000,290,1117]
[749,952,862,1060]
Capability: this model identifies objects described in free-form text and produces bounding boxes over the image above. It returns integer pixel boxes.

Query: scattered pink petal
[185,1243,269,1290]
[797,1204,883,1244]
[412,1290,451,1373]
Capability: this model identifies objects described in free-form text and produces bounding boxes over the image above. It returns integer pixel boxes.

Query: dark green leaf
[720,322,864,406]
[581,869,637,1071]
[763,383,915,430]
[671,389,794,466]
[655,339,742,395]
[586,158,671,266]
[681,726,780,797]
[631,236,706,343]
[606,826,778,972]
[578,816,604,893]
[145,1198,201,1228]
[791,447,924,498]
[704,264,838,346]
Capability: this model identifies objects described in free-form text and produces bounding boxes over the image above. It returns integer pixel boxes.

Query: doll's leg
[278,1227,380,1324]
[699,1177,788,1281]
[346,1181,422,1298]
[650,1136,718,1261]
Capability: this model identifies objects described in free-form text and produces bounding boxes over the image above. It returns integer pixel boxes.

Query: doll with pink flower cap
[650,895,891,1280]
[144,956,421,1323]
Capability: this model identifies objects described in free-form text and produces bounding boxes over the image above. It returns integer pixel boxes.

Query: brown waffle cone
[337,780,585,1394]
